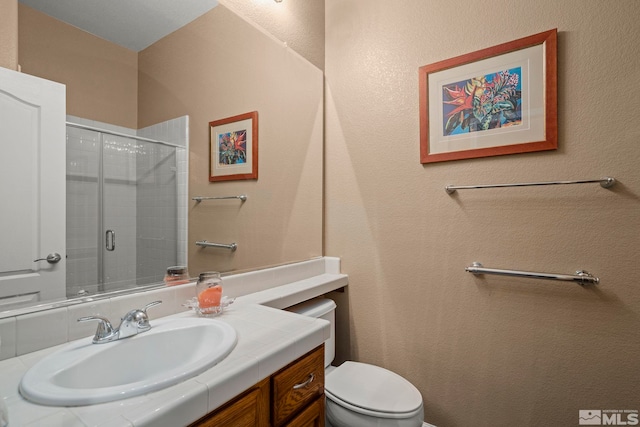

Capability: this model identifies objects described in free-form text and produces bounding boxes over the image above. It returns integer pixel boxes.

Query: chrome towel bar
[195,241,238,252]
[445,177,616,194]
[465,262,599,285]
[193,195,247,202]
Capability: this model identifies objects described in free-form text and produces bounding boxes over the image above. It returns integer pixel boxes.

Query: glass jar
[164,266,190,286]
[196,271,223,316]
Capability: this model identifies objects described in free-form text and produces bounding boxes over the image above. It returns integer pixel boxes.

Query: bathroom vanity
[0,257,347,426]
[190,345,325,427]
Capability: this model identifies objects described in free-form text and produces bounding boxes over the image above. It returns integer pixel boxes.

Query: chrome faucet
[78,301,162,344]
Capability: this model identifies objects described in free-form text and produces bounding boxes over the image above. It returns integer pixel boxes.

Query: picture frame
[209,111,258,182]
[419,29,557,164]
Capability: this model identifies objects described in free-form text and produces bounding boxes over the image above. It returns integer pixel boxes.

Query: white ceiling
[18,0,219,52]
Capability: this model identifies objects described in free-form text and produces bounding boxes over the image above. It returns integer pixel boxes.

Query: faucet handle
[143,300,162,314]
[78,315,118,344]
[136,300,162,330]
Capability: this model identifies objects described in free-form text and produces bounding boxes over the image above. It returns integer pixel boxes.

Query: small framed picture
[209,111,258,181]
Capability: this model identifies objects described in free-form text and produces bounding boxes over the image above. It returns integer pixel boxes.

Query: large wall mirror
[2,0,323,317]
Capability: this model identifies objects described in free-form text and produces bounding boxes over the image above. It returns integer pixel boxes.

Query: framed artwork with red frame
[209,111,258,181]
[419,29,557,163]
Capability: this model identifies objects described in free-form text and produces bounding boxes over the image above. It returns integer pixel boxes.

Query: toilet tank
[285,297,336,368]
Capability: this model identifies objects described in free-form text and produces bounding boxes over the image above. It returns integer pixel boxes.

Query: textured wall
[221,0,324,70]
[138,4,323,275]
[0,0,18,70]
[325,1,640,426]
[17,4,138,129]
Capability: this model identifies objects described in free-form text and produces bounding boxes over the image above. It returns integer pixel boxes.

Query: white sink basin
[19,316,237,406]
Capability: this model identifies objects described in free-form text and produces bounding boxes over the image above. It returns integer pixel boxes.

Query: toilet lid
[325,361,423,415]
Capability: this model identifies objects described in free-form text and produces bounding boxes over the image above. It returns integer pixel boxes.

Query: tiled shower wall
[65,116,188,297]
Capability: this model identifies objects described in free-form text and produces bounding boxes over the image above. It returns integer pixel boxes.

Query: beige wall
[222,0,325,70]
[18,4,138,129]
[325,1,640,426]
[0,0,18,70]
[138,5,323,275]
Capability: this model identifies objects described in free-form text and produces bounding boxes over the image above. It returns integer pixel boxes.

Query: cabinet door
[190,378,269,427]
[285,395,325,427]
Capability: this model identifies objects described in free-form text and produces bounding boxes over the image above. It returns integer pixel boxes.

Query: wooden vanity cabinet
[190,345,325,427]
[189,377,270,427]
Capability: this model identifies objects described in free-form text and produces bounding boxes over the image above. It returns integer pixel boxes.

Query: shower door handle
[106,230,115,251]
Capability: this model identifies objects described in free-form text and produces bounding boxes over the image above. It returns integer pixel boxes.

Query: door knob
[34,253,62,264]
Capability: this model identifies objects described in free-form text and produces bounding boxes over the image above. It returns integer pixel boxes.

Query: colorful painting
[419,29,557,163]
[442,67,522,136]
[209,111,258,182]
[218,129,247,165]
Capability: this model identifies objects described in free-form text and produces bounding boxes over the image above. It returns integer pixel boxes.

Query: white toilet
[287,297,425,427]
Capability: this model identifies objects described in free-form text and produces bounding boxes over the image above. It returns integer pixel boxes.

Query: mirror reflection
[65,119,188,298]
[3,1,324,316]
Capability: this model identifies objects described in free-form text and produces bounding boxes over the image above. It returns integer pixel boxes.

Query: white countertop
[0,260,348,426]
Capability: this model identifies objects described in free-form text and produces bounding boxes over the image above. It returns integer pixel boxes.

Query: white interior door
[0,67,66,309]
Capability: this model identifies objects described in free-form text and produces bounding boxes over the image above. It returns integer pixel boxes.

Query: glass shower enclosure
[65,118,188,297]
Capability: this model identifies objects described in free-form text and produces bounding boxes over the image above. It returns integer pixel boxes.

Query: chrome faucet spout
[117,301,162,339]
[77,315,119,343]
[78,301,162,344]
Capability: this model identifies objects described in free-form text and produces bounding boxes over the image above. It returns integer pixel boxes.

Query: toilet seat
[325,361,423,419]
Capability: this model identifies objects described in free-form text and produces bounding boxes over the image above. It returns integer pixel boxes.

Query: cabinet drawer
[272,345,325,426]
[285,395,325,427]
